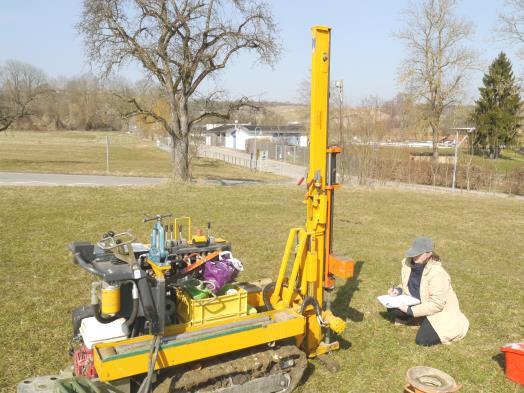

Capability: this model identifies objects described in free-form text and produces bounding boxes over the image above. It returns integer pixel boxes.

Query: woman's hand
[398,303,409,313]
[388,287,400,297]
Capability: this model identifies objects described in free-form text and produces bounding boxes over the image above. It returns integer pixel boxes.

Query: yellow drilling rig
[18,26,354,393]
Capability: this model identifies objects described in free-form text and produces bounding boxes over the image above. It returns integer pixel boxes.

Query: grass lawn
[0,184,522,392]
[468,149,524,173]
[425,147,524,173]
[0,130,284,182]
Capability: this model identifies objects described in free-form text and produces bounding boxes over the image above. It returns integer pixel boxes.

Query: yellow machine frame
[92,25,353,382]
[94,310,306,381]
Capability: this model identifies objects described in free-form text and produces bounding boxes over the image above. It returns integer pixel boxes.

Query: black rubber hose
[263,281,276,311]
[125,297,139,328]
[132,317,145,337]
[93,303,120,324]
[299,296,322,318]
[93,280,139,326]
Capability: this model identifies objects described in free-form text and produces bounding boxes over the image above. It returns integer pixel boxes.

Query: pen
[389,282,396,295]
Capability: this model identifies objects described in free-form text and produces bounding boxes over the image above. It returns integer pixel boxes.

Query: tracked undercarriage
[154,344,306,393]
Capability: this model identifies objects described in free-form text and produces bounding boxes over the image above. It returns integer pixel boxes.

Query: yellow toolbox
[176,287,249,326]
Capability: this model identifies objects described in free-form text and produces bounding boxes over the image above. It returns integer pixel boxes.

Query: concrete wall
[225,128,249,150]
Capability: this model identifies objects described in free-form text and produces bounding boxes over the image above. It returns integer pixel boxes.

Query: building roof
[204,124,305,135]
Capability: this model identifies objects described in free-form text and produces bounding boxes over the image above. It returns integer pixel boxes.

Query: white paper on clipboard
[377,294,420,308]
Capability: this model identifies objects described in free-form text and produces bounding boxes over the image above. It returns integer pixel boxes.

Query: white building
[204,124,307,150]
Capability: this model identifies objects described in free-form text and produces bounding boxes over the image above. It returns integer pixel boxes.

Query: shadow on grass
[331,332,352,350]
[297,361,315,389]
[331,260,365,323]
[492,352,505,371]
[379,311,393,322]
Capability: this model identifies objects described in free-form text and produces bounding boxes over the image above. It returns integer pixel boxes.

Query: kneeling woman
[388,237,469,346]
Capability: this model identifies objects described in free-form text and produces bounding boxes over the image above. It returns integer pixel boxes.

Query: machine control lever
[143,213,172,223]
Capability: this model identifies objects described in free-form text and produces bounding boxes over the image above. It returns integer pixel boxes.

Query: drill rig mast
[267,25,353,358]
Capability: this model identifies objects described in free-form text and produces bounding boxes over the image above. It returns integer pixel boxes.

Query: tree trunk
[431,122,439,162]
[167,94,192,182]
[172,134,191,182]
[489,145,496,160]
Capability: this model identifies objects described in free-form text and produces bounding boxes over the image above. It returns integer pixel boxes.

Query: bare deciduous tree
[0,60,48,133]
[499,0,524,58]
[77,0,280,181]
[396,0,475,163]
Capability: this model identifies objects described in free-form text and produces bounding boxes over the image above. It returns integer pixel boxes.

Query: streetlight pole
[254,126,261,171]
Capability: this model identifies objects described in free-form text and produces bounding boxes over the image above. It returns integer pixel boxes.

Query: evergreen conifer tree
[472,52,521,159]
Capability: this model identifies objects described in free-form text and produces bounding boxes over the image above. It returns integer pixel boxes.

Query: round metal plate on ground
[406,366,459,393]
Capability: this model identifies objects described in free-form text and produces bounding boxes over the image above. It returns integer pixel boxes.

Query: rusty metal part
[154,344,306,393]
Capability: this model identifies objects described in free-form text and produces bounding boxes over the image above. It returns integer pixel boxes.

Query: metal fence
[244,140,308,166]
[199,149,269,172]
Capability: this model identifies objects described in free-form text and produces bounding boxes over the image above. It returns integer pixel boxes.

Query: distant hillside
[266,104,309,123]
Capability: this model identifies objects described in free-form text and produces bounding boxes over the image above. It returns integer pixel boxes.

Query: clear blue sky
[0,0,520,104]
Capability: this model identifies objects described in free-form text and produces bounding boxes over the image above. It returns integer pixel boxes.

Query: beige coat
[400,257,469,344]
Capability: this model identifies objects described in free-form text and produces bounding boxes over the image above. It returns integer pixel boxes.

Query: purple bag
[203,260,238,293]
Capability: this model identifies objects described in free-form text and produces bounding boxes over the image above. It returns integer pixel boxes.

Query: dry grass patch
[0,130,285,182]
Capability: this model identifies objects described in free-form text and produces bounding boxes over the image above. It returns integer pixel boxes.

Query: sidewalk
[0,172,166,187]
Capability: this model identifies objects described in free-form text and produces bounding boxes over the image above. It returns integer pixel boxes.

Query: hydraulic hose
[125,281,139,328]
[262,282,276,311]
[93,303,120,324]
[299,296,322,318]
[125,297,139,328]
[93,281,139,326]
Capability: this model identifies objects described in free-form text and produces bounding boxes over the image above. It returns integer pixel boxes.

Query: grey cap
[405,237,434,258]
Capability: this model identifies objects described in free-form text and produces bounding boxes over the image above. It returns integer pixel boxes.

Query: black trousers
[387,308,441,347]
